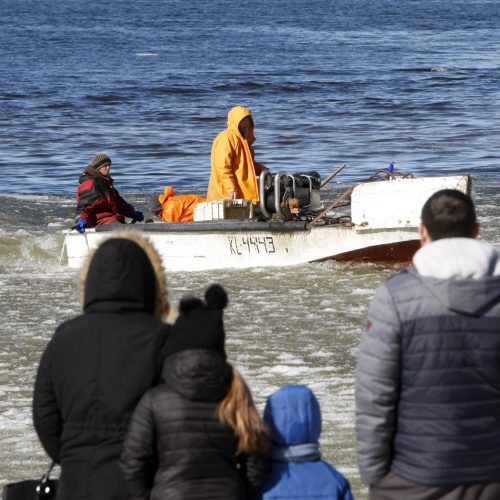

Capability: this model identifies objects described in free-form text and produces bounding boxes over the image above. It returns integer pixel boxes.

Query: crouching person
[151,185,206,222]
[120,284,269,499]
[258,384,353,500]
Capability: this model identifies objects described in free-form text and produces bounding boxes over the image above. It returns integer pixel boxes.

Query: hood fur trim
[79,231,171,322]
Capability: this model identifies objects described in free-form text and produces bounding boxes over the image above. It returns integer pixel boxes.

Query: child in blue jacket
[259,384,353,500]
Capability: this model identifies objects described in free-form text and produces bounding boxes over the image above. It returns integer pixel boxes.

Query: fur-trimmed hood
[79,232,170,321]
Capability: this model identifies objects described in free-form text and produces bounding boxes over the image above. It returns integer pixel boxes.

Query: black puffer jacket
[120,350,268,500]
[33,236,171,500]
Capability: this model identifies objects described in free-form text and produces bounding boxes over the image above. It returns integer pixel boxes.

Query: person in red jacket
[74,153,143,233]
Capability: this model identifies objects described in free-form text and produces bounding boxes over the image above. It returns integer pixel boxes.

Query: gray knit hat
[89,153,111,170]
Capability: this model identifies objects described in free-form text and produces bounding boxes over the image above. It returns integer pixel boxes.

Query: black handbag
[2,461,58,500]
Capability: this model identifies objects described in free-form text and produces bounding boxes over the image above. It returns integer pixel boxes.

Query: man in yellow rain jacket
[207,106,268,205]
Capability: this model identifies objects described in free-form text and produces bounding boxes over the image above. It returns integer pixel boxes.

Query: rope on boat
[367,169,415,181]
[59,234,67,266]
[306,185,356,228]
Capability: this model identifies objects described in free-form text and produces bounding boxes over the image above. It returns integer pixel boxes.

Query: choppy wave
[397,66,450,73]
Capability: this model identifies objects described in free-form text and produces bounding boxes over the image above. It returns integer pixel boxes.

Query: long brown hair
[217,366,268,455]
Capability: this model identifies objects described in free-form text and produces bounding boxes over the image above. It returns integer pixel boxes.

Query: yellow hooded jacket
[206,106,265,204]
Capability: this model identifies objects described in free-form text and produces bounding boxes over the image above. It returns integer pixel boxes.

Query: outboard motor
[259,170,322,220]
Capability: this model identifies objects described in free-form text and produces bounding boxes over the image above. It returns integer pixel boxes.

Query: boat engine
[258,170,322,220]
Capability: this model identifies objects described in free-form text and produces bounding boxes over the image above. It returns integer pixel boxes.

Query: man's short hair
[421,189,476,240]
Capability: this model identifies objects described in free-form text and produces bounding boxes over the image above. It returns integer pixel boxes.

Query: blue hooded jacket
[259,385,353,500]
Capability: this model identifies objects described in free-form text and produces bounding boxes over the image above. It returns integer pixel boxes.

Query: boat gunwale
[87,220,310,233]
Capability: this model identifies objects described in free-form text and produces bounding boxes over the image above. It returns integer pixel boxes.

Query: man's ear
[419,223,432,246]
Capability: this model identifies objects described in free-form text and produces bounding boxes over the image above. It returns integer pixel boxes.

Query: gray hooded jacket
[355,238,500,486]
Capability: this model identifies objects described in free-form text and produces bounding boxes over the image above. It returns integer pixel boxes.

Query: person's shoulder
[370,266,427,314]
[384,266,418,291]
[78,171,96,187]
[144,380,182,414]
[78,172,91,181]
[43,315,86,353]
[214,128,239,146]
[53,314,85,336]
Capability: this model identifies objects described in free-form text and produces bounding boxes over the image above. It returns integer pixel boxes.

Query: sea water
[1,0,499,497]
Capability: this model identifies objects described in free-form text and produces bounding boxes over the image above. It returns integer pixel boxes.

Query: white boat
[62,172,471,272]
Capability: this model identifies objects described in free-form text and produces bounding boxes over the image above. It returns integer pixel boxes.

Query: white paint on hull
[64,224,419,272]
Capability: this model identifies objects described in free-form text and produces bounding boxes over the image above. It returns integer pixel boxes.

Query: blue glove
[133,210,144,222]
[75,218,87,233]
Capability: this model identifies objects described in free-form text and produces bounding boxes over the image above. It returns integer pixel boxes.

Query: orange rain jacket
[156,186,205,223]
[206,106,266,204]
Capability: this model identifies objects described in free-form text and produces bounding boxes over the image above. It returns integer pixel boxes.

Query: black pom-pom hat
[165,284,228,359]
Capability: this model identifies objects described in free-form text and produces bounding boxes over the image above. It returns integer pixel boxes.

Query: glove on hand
[133,210,144,222]
[75,218,87,233]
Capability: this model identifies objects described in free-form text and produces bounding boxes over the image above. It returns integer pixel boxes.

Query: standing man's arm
[214,135,239,198]
[355,283,402,485]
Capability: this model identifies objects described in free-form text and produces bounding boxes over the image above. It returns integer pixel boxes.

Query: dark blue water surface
[1,0,499,195]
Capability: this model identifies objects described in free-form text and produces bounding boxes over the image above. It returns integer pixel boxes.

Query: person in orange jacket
[152,186,205,223]
[207,106,268,205]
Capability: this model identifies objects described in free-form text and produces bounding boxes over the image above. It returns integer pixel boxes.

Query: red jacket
[76,167,135,227]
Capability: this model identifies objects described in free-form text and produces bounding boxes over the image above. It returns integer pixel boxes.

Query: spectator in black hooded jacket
[120,284,269,500]
[33,233,171,500]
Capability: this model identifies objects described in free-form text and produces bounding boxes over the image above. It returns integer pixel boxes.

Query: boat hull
[63,222,420,272]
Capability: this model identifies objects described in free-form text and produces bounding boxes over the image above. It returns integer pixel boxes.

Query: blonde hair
[79,232,170,321]
[217,366,269,455]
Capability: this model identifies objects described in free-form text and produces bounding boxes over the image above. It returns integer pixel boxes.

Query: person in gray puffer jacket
[355,189,500,500]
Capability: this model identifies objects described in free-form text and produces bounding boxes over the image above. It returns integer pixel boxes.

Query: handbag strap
[36,461,57,498]
[40,460,56,486]
[40,460,56,483]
